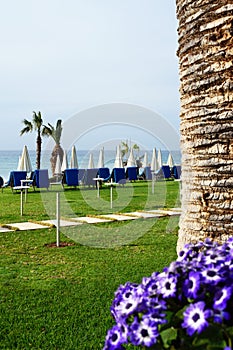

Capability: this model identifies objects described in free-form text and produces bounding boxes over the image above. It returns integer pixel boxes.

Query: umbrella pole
[110,178,113,209]
[20,189,23,216]
[56,192,60,247]
[152,172,155,194]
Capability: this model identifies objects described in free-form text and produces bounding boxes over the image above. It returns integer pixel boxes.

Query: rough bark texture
[50,144,64,176]
[176,0,233,252]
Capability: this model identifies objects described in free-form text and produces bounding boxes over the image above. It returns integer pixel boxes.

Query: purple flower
[202,248,225,266]
[103,237,233,349]
[113,294,140,320]
[177,245,194,262]
[156,272,177,298]
[183,271,200,299]
[213,286,232,310]
[144,278,158,296]
[213,309,230,323]
[111,283,143,321]
[182,301,211,336]
[143,310,167,326]
[130,317,159,347]
[201,265,222,285]
[103,323,127,350]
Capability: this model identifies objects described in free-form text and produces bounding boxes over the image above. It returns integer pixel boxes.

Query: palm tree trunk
[50,144,64,176]
[176,0,233,252]
[36,133,42,170]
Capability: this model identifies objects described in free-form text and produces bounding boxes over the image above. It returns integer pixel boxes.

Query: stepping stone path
[0,208,181,231]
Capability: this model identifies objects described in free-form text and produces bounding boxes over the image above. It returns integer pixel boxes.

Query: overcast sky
[0,0,180,151]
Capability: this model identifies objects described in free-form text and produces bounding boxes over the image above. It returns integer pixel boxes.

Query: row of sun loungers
[1,165,181,191]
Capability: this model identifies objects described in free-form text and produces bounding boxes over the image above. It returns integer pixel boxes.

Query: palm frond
[54,120,62,144]
[20,119,33,135]
[32,111,43,129]
[42,119,62,144]
[42,125,52,137]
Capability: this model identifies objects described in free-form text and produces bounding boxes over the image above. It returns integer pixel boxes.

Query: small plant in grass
[103,237,233,350]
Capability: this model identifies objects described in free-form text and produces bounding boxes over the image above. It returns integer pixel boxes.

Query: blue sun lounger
[112,168,126,184]
[3,171,27,191]
[84,168,99,187]
[97,167,110,181]
[156,165,172,180]
[63,168,79,188]
[126,166,138,181]
[32,169,49,190]
[138,166,152,180]
[172,165,181,180]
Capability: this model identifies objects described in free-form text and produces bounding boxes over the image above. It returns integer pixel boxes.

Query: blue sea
[0,149,181,182]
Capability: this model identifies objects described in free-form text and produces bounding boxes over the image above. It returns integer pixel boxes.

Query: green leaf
[160,327,178,348]
[192,325,226,349]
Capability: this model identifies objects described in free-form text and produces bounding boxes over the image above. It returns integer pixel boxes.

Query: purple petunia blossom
[182,301,211,336]
[213,286,232,310]
[130,317,159,347]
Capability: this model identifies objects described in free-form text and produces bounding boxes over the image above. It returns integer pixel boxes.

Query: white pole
[97,175,100,198]
[152,172,155,194]
[56,192,60,247]
[110,178,113,209]
[20,189,23,216]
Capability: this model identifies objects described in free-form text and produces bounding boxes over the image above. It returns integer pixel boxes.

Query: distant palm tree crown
[20,111,45,170]
[42,119,64,176]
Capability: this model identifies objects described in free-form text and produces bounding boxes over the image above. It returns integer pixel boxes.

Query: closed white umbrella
[157,149,162,169]
[55,154,62,175]
[114,145,123,168]
[18,145,32,173]
[151,148,159,173]
[88,153,95,169]
[126,148,136,167]
[166,152,174,168]
[142,152,148,168]
[17,155,22,170]
[97,148,104,168]
[61,150,68,171]
[70,145,78,168]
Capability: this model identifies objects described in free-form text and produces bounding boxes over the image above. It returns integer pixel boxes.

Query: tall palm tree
[42,119,64,176]
[20,111,44,170]
[176,0,233,252]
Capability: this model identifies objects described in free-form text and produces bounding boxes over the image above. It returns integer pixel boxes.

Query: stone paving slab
[99,214,138,221]
[150,209,181,216]
[40,219,82,227]
[5,222,51,231]
[1,208,182,232]
[156,210,181,216]
[0,226,14,232]
[126,211,165,218]
[70,216,113,224]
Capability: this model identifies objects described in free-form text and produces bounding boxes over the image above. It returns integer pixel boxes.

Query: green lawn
[0,180,180,349]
